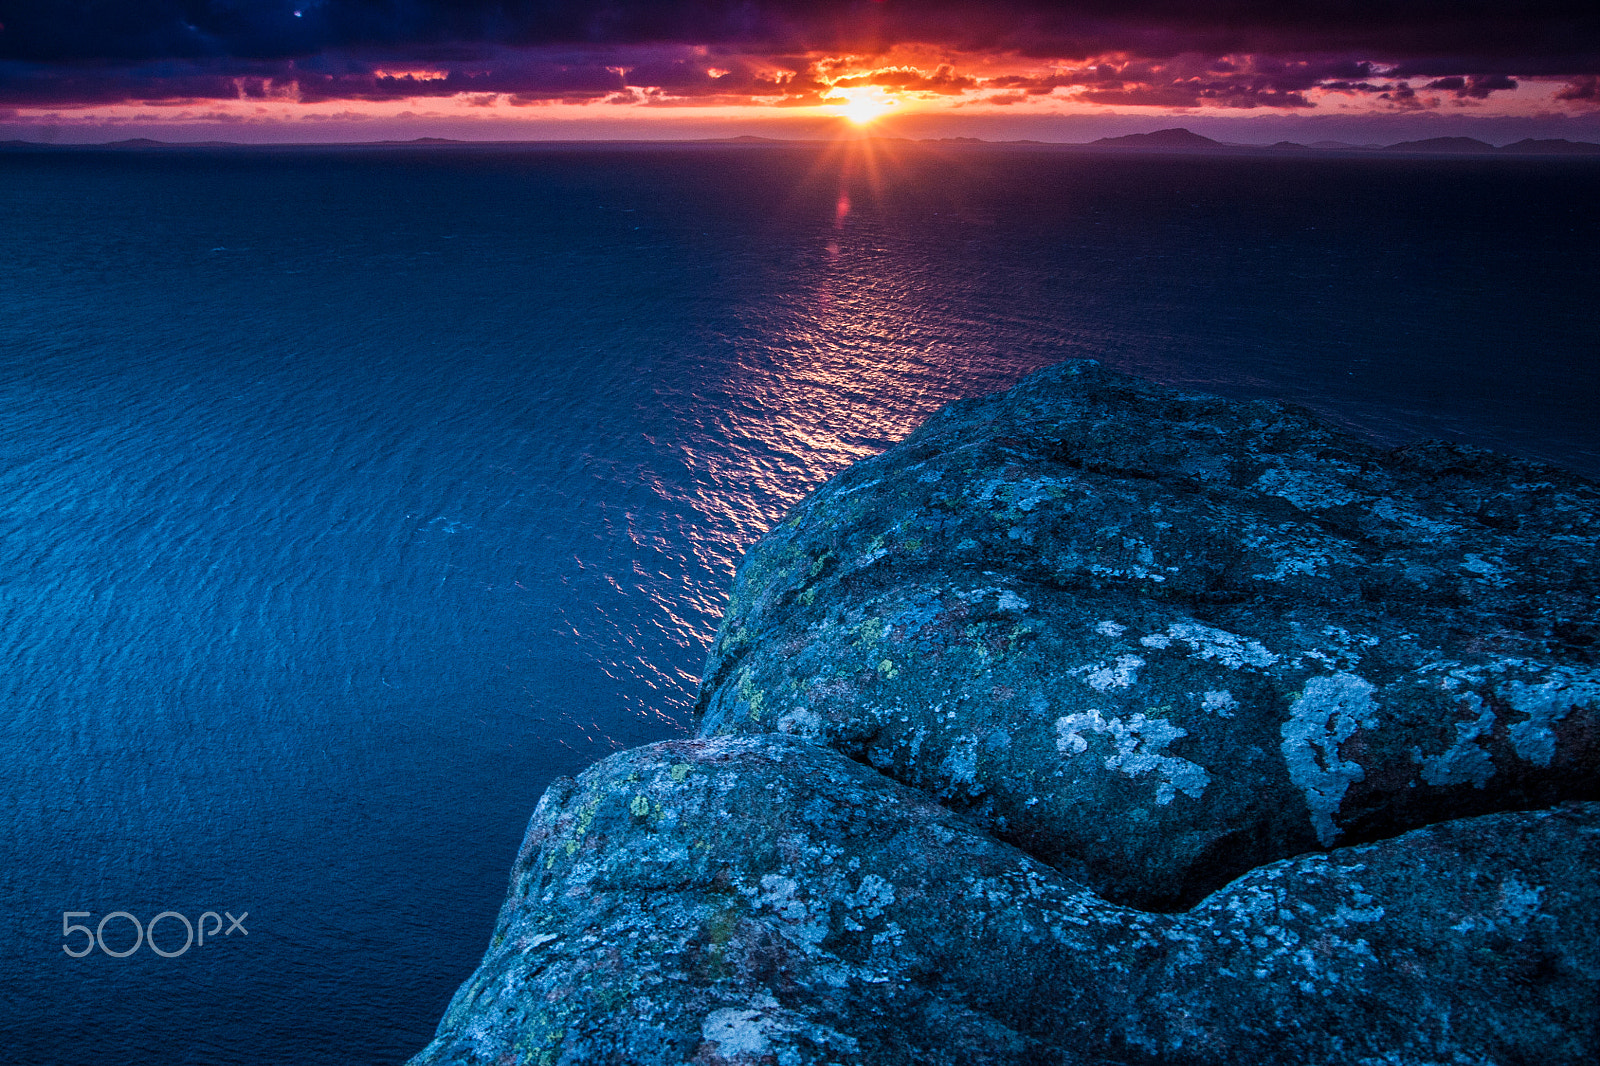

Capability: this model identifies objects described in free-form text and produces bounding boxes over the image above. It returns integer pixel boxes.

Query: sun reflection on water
[551,139,1090,729]
[667,140,1062,587]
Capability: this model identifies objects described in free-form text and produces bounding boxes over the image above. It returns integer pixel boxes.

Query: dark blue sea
[1,141,1596,1064]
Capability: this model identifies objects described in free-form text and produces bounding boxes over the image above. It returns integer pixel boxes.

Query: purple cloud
[1556,74,1600,103]
[1424,74,1519,99]
[0,3,1594,109]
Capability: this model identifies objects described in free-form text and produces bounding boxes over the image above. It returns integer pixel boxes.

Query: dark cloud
[1556,74,1600,102]
[0,2,1595,108]
[4,2,1596,64]
[1379,86,1423,109]
[1386,51,1600,79]
[0,42,838,108]
[0,50,635,106]
[1424,73,1518,98]
[978,54,1400,110]
[0,60,249,106]
[1077,82,1313,110]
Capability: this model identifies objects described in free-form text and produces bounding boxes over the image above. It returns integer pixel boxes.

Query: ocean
[0,141,1595,1064]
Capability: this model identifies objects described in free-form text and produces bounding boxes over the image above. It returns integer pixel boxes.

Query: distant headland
[1086,126,1600,154]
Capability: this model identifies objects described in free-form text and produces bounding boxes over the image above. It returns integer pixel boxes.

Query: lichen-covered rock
[697,361,1600,908]
[411,362,1600,1064]
[409,736,1600,1066]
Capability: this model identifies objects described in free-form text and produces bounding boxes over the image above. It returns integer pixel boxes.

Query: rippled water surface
[1,142,1596,1064]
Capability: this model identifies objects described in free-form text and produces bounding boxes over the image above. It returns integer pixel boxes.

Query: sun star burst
[829,86,896,126]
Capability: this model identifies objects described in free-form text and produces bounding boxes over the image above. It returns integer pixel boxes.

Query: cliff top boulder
[411,736,1600,1066]
[697,360,1600,908]
[414,361,1600,1066]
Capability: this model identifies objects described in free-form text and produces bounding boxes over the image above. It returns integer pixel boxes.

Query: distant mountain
[1377,135,1600,155]
[1268,141,1308,149]
[1308,140,1382,151]
[691,135,793,145]
[1090,128,1225,150]
[1381,137,1497,153]
[98,138,244,148]
[1495,138,1600,154]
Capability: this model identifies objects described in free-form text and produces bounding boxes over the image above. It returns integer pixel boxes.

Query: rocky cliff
[409,361,1600,1066]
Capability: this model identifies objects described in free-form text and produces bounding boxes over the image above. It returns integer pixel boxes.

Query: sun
[827,86,896,126]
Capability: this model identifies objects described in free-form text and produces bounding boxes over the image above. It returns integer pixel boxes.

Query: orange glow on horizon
[2,51,1590,144]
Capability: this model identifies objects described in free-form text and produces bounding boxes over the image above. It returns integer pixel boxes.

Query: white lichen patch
[953,586,1030,612]
[701,1006,783,1058]
[996,590,1030,613]
[1087,560,1172,583]
[973,476,1070,513]
[776,708,824,737]
[1311,626,1380,669]
[1201,690,1238,718]
[1281,673,1379,846]
[1196,861,1386,994]
[1055,710,1104,756]
[1330,901,1386,927]
[939,734,981,791]
[1162,623,1280,669]
[1251,548,1336,581]
[1054,710,1210,805]
[1074,654,1146,692]
[1251,467,1361,510]
[1095,620,1127,637]
[870,921,907,949]
[1238,525,1352,582]
[1497,877,1544,920]
[754,874,830,951]
[1369,497,1461,536]
[1414,695,1496,788]
[1502,669,1600,767]
[845,874,896,918]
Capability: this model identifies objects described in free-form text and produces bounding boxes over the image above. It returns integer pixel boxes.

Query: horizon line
[6,129,1600,154]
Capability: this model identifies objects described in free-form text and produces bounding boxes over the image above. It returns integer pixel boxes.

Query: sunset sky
[2,1,1598,143]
